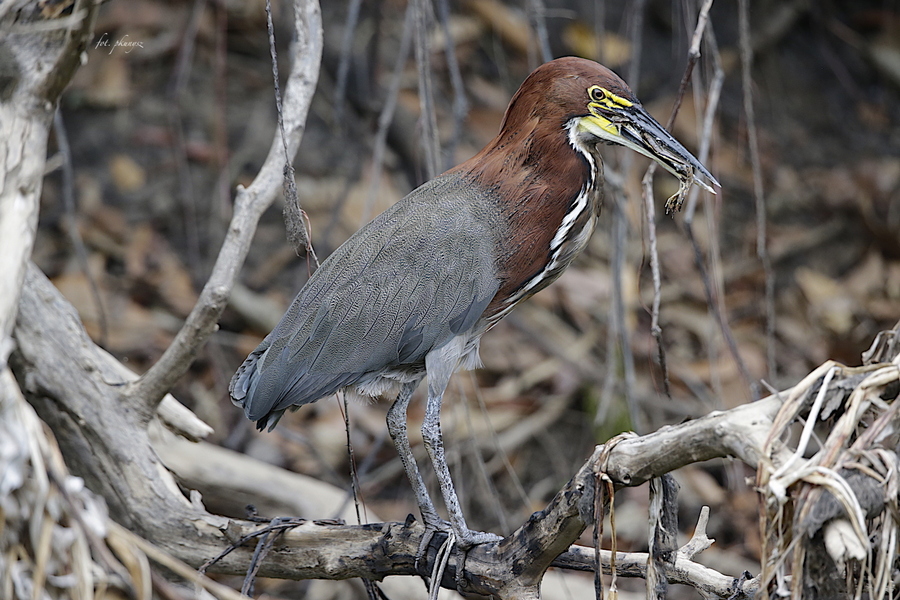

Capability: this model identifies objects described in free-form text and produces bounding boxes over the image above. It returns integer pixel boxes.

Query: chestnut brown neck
[451,112,601,320]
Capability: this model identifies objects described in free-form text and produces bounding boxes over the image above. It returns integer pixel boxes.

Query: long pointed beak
[580,105,719,195]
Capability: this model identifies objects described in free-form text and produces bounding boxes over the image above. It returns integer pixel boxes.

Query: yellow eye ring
[587,85,634,109]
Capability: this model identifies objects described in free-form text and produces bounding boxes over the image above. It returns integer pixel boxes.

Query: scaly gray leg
[423,343,503,550]
[386,380,445,532]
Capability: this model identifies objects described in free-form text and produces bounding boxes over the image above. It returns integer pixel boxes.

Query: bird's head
[493,57,719,207]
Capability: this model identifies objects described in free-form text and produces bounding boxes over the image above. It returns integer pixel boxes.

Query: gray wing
[230,173,503,428]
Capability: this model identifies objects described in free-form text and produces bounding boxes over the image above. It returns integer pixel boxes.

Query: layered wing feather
[230,173,503,428]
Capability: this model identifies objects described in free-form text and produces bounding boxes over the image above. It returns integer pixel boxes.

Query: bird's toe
[455,528,503,550]
[416,515,452,570]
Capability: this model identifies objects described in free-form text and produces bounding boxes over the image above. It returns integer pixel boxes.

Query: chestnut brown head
[499,57,718,194]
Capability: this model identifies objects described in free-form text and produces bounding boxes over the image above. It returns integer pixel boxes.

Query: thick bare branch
[14,263,783,598]
[0,0,99,352]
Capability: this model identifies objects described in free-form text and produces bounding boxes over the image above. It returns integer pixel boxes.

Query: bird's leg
[386,381,448,546]
[423,344,503,550]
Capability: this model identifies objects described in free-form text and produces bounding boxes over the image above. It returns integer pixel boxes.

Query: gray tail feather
[230,338,359,431]
[229,342,271,422]
[230,341,298,431]
[256,409,285,432]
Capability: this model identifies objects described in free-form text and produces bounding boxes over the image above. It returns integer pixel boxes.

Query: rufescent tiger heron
[231,57,718,549]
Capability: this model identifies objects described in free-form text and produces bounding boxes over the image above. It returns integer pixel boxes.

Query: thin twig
[167,0,206,276]
[458,380,510,533]
[527,0,552,64]
[687,28,737,407]
[242,517,290,595]
[470,372,532,512]
[639,0,714,401]
[361,1,415,226]
[684,223,756,398]
[124,0,323,416]
[684,24,723,222]
[625,0,646,88]
[640,172,670,398]
[413,0,440,180]
[428,532,454,600]
[593,470,606,599]
[605,186,641,432]
[593,2,606,63]
[53,109,108,346]
[340,393,367,526]
[198,518,307,575]
[610,0,646,432]
[678,22,756,401]
[266,0,318,265]
[333,0,364,132]
[212,0,232,249]
[436,0,469,171]
[606,476,618,597]
[739,0,775,381]
[668,0,714,133]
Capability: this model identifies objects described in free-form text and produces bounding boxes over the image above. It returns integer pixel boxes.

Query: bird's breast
[485,181,600,324]
[452,122,604,326]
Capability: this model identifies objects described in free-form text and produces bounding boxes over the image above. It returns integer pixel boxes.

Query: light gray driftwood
[0,0,99,357]
[15,262,766,599]
[118,0,324,415]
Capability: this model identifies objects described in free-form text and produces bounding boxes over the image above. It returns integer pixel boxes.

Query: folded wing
[229,174,503,429]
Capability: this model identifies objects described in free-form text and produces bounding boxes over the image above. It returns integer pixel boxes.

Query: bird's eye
[589,86,606,103]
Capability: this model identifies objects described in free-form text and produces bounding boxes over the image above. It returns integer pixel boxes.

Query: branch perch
[7,2,898,598]
[15,263,781,598]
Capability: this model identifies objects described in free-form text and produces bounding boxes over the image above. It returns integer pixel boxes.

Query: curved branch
[14,264,782,598]
[601,395,783,486]
[121,0,324,418]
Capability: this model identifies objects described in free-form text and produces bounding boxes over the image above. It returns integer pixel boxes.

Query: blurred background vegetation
[35,0,900,596]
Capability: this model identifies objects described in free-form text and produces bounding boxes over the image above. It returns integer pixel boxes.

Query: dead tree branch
[14,261,789,598]
[0,0,99,353]
[119,0,323,416]
[5,2,900,598]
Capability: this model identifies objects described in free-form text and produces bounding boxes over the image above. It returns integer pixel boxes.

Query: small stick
[739,0,776,381]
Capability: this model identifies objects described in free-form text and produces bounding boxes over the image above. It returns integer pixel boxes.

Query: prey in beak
[577,84,719,213]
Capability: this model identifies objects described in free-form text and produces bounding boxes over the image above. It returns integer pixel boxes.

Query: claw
[452,529,503,592]
[454,528,503,550]
[414,516,502,581]
[416,515,451,573]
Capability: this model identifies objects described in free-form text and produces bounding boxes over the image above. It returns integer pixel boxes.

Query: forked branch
[15,263,787,598]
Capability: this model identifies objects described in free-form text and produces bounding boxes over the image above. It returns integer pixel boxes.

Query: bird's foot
[417,516,501,559]
[415,516,503,593]
[453,527,503,550]
[448,527,503,592]
[416,514,451,570]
